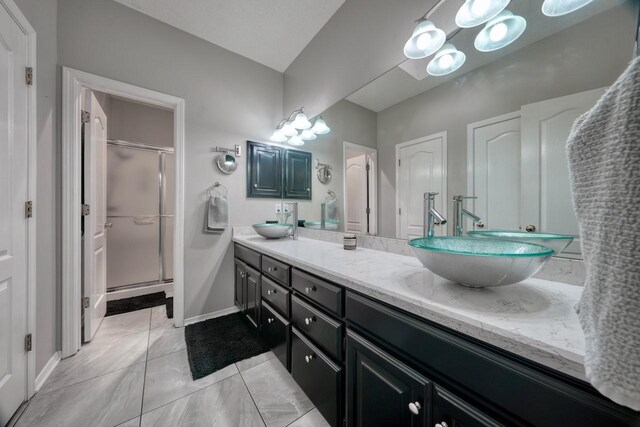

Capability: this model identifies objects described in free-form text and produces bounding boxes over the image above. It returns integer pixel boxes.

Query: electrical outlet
[275,204,282,214]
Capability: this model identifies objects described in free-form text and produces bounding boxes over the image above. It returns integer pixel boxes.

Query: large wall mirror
[294,0,638,260]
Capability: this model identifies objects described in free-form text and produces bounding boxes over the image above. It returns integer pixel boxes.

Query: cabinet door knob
[267,289,277,295]
[305,286,316,294]
[304,316,315,325]
[254,183,258,188]
[435,423,448,427]
[305,354,314,363]
[267,318,274,324]
[408,402,421,415]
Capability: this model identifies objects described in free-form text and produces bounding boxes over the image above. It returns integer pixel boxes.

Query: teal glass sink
[252,223,293,239]
[409,237,553,287]
[304,220,339,231]
[467,230,574,255]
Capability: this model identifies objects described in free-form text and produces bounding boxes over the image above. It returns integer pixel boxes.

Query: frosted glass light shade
[282,120,298,137]
[300,129,317,141]
[474,10,526,52]
[288,135,304,146]
[455,0,510,28]
[311,116,330,134]
[404,20,446,59]
[542,0,594,17]
[427,44,466,76]
[270,129,287,142]
[291,111,312,129]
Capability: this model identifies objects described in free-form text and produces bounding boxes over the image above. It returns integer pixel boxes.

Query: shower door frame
[62,67,186,358]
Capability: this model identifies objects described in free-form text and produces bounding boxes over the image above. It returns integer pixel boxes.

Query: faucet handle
[453,195,477,201]
[424,192,439,199]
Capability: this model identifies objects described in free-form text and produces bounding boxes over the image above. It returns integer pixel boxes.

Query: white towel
[206,195,228,232]
[324,199,338,221]
[567,56,640,410]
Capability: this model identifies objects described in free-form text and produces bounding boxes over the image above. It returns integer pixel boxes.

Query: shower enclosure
[106,140,174,291]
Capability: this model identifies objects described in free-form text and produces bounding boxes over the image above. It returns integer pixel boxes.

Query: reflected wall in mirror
[299,0,637,259]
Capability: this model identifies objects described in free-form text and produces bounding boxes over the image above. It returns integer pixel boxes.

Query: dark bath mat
[185,311,270,380]
[166,296,174,318]
[105,291,166,316]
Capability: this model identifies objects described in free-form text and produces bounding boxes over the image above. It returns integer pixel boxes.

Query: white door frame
[395,132,448,238]
[62,67,186,358]
[343,141,378,235]
[1,0,37,399]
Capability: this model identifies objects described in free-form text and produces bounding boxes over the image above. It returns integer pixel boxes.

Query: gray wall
[14,0,59,376]
[376,3,637,237]
[109,97,174,148]
[57,0,285,322]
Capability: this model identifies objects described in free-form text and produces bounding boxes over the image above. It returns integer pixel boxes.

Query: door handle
[408,402,421,415]
[105,222,113,230]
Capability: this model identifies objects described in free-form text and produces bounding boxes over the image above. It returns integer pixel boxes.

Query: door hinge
[398,159,401,167]
[399,208,402,215]
[82,296,90,309]
[81,110,90,124]
[25,67,33,86]
[25,201,33,218]
[25,334,32,352]
[366,163,370,172]
[81,204,90,216]
[366,207,371,215]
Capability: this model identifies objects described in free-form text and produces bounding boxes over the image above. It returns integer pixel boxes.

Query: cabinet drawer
[291,327,343,427]
[234,243,261,270]
[292,269,343,316]
[261,301,290,371]
[262,255,290,286]
[291,295,342,361]
[261,276,290,317]
[346,291,640,427]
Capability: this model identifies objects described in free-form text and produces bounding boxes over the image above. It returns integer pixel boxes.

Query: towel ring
[326,190,337,201]
[208,182,228,197]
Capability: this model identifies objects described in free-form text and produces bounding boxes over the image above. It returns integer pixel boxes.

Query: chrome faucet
[452,195,481,237]
[320,203,326,230]
[284,202,298,240]
[424,192,447,237]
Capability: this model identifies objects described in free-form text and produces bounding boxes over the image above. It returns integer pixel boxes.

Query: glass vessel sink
[467,230,574,255]
[409,237,554,288]
[304,220,339,231]
[252,223,293,239]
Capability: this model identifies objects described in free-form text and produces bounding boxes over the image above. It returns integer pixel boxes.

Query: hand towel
[324,199,338,221]
[567,56,640,410]
[206,195,228,232]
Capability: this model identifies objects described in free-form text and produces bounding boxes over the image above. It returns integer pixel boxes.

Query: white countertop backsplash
[233,229,587,380]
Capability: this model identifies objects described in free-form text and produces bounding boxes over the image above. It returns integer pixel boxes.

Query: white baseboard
[35,351,61,392]
[184,306,239,326]
[107,282,173,301]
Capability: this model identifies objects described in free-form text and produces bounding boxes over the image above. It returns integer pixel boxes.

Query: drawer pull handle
[304,316,315,325]
[305,286,316,294]
[408,402,421,415]
[267,318,274,324]
[268,266,278,272]
[304,354,315,363]
[435,423,448,427]
[267,289,277,295]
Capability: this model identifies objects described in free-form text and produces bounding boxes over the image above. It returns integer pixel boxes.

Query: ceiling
[114,0,345,72]
[347,0,624,112]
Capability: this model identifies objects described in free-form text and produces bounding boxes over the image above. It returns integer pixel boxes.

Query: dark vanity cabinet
[234,243,640,427]
[283,149,312,199]
[247,142,282,198]
[246,141,311,200]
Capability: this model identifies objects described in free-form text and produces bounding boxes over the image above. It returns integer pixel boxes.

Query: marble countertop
[233,234,587,380]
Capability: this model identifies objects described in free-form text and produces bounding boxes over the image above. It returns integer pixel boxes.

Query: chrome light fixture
[300,129,317,141]
[427,43,466,76]
[311,115,331,135]
[404,19,446,59]
[270,120,288,142]
[291,108,312,129]
[474,10,526,52]
[455,0,510,28]
[288,135,304,146]
[542,0,594,17]
[281,120,298,137]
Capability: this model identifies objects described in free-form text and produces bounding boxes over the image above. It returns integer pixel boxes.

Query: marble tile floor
[13,306,329,427]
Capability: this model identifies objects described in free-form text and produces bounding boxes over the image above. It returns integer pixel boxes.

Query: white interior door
[521,88,605,255]
[82,91,108,341]
[0,5,29,423]
[366,153,377,235]
[397,133,447,239]
[468,113,521,232]
[346,154,367,233]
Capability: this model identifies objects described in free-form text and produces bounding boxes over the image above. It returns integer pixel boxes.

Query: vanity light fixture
[474,10,526,52]
[404,19,446,59]
[542,0,594,17]
[281,120,298,137]
[270,120,289,142]
[311,115,331,135]
[288,135,305,146]
[455,0,510,28]
[427,43,466,76]
[300,129,317,141]
[291,108,312,130]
